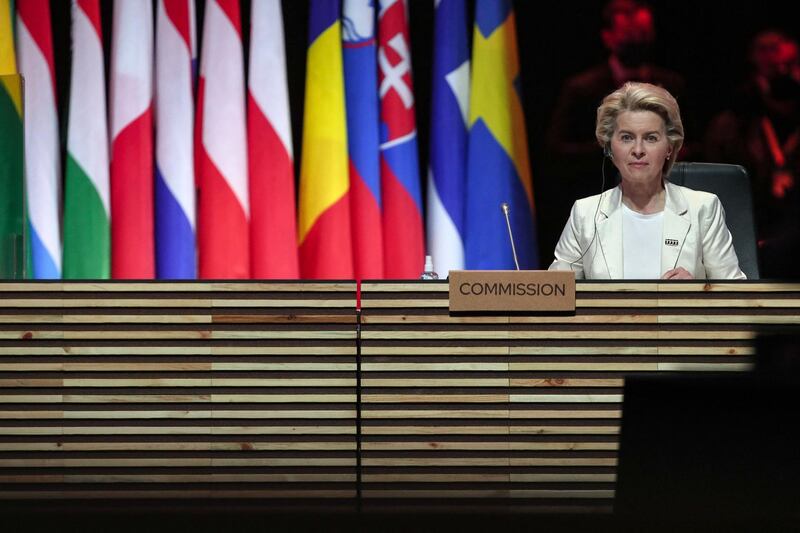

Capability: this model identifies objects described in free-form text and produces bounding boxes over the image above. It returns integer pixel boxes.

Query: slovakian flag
[248,0,299,279]
[427,0,469,279]
[298,0,353,279]
[110,0,155,279]
[465,0,538,269]
[196,0,250,278]
[378,0,424,278]
[155,0,197,279]
[16,0,61,279]
[63,0,110,279]
[343,0,383,280]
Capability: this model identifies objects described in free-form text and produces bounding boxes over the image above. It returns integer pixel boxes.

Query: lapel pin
[664,238,679,246]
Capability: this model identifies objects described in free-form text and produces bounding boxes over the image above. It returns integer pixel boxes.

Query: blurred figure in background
[705,30,800,277]
[543,0,690,256]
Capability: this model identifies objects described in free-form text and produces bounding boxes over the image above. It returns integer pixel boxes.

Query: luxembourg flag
[427,0,469,279]
[378,0,424,279]
[16,0,61,279]
[248,0,299,279]
[110,0,155,279]
[343,0,383,280]
[155,0,196,279]
[297,0,353,279]
[196,0,250,278]
[63,0,110,279]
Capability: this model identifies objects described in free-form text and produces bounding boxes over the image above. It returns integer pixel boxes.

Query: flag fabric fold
[343,0,383,280]
[248,0,299,279]
[465,0,538,270]
[427,0,469,278]
[110,0,155,278]
[16,0,61,279]
[155,0,197,279]
[63,0,111,279]
[0,0,24,279]
[378,0,424,279]
[298,0,353,279]
[195,0,250,278]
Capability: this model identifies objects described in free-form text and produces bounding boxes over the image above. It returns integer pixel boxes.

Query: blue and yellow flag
[465,0,538,269]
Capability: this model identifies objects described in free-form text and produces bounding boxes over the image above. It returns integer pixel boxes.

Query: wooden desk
[0,281,798,513]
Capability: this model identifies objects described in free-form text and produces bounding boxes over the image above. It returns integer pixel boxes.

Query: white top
[622,203,664,279]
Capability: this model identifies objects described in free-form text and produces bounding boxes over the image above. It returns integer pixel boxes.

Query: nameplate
[448,271,576,313]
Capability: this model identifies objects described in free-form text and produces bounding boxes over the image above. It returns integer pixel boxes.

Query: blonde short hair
[595,82,684,176]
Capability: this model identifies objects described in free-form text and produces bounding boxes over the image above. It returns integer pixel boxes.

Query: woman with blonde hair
[549,82,745,279]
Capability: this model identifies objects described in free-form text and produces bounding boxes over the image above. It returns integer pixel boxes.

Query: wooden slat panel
[1,280,798,513]
[358,281,798,513]
[0,281,357,503]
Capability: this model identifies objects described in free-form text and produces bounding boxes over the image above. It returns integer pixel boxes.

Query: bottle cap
[424,255,434,272]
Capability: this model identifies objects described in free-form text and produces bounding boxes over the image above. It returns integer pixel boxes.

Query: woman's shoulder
[666,181,721,207]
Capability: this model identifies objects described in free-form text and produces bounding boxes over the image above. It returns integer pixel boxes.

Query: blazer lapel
[597,187,623,279]
[661,182,691,274]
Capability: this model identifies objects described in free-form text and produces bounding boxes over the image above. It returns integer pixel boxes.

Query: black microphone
[500,202,521,271]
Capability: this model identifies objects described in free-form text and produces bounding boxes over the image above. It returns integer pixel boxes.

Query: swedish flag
[465,0,538,269]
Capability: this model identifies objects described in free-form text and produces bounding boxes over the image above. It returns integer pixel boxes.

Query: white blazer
[548,181,746,279]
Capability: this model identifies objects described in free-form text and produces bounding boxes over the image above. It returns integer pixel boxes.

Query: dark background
[46,0,798,271]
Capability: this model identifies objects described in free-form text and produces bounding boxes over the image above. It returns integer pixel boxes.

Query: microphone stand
[501,202,520,271]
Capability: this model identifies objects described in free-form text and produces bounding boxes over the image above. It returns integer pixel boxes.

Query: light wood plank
[510,394,624,403]
[362,394,509,403]
[361,409,509,419]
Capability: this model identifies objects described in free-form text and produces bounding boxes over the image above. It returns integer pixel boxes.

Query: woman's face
[610,110,671,187]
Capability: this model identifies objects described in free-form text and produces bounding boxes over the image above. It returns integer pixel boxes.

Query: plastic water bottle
[420,255,439,280]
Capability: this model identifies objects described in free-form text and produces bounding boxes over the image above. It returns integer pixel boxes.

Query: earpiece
[603,145,613,159]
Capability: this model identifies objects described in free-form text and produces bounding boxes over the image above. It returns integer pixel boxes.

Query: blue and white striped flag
[426,0,469,278]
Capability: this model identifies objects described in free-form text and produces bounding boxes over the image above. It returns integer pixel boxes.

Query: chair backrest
[668,162,760,279]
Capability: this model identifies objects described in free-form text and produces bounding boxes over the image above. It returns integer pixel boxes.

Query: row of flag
[0,0,538,280]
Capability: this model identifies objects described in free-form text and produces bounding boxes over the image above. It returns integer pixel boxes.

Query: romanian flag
[465,0,538,269]
[155,0,197,279]
[298,0,352,279]
[427,0,470,278]
[248,0,299,279]
[0,0,24,279]
[110,0,155,279]
[16,0,61,279]
[343,0,383,280]
[196,0,250,278]
[63,0,111,279]
[378,0,424,279]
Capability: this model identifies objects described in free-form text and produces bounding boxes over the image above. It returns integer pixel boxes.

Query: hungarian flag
[63,0,111,279]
